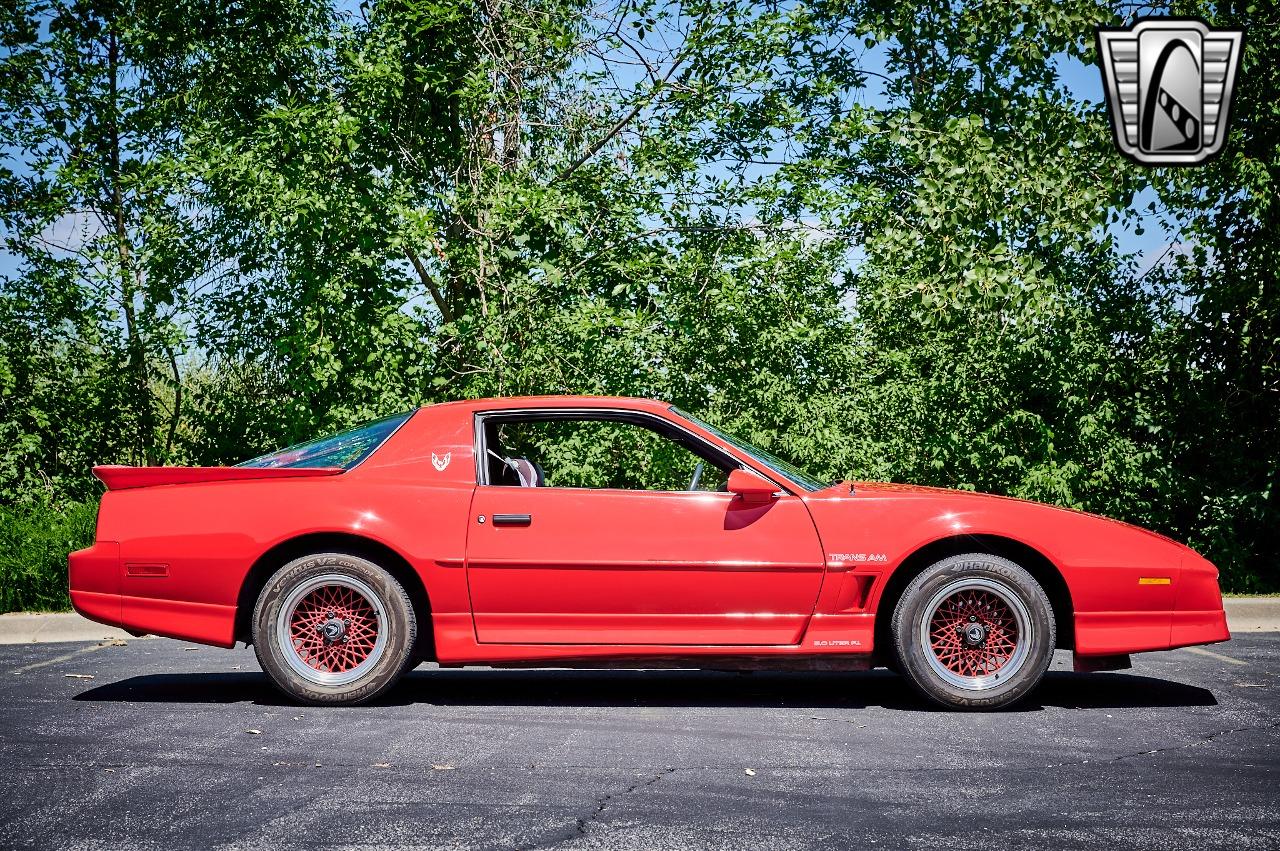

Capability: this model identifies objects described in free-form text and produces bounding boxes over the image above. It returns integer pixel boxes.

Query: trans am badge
[1096,18,1243,165]
[431,451,451,471]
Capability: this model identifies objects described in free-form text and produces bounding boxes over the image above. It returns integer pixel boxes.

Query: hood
[849,480,1187,548]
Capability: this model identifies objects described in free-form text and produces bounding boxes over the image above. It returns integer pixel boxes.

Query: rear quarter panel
[90,405,478,646]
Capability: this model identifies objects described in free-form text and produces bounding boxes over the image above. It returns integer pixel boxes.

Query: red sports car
[69,396,1229,709]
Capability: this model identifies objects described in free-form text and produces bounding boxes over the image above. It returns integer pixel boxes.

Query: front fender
[803,485,1221,655]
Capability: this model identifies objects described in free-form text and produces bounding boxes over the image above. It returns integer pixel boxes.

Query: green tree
[2,0,1278,596]
[0,0,208,487]
[1138,0,1280,589]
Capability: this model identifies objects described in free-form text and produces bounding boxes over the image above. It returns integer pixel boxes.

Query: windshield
[237,412,414,469]
[670,407,828,492]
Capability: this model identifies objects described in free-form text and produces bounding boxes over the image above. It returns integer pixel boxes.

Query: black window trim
[471,407,796,495]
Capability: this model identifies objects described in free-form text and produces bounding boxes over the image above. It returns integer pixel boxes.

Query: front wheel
[252,552,417,705]
[891,553,1055,710]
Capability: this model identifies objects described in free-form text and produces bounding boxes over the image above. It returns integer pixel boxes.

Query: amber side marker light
[1138,577,1172,585]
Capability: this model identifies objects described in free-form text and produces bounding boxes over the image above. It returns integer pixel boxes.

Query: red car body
[69,396,1229,670]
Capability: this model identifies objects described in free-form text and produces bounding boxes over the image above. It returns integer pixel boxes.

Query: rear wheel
[252,552,416,705]
[891,553,1055,710]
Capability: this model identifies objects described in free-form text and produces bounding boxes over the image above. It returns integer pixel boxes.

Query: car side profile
[69,396,1230,709]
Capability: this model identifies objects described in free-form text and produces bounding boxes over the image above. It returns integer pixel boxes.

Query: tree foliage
[1,0,1276,592]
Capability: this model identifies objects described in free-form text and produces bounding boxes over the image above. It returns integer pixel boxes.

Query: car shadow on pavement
[72,668,1217,711]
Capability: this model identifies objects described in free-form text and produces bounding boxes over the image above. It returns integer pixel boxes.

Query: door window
[482,415,732,492]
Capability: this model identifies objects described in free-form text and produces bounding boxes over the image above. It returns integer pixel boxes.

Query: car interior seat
[507,457,543,487]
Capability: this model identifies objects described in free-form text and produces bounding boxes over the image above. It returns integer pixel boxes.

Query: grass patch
[0,502,96,613]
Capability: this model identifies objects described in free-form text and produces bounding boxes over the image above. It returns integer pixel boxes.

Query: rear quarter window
[237,412,414,469]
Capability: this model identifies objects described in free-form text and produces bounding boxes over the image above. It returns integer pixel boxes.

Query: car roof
[423,395,676,414]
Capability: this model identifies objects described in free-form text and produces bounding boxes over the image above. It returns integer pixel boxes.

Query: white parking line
[1182,646,1247,666]
[9,640,123,675]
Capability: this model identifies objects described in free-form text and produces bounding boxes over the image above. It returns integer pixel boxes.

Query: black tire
[891,553,1055,710]
[252,552,417,705]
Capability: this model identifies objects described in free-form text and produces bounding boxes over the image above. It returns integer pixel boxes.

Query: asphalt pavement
[0,636,1277,850]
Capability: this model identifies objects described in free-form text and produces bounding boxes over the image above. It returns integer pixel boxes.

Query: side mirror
[727,468,778,504]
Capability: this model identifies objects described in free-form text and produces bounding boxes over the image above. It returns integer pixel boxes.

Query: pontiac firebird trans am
[69,396,1230,709]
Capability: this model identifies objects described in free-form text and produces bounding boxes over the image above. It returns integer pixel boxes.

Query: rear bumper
[68,542,122,627]
[68,541,235,647]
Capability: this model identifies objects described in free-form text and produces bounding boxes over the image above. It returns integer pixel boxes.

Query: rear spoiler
[93,465,344,491]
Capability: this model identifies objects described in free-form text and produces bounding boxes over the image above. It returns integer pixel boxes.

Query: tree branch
[405,245,453,323]
[555,51,690,183]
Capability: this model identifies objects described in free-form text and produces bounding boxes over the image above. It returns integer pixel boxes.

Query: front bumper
[1074,608,1229,656]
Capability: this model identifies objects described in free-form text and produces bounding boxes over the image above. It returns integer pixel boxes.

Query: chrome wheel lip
[919,577,1033,692]
[276,573,389,687]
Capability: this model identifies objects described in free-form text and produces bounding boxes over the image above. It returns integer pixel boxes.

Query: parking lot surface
[1,636,1277,850]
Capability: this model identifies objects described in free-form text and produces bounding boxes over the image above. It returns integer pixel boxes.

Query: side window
[483,417,731,491]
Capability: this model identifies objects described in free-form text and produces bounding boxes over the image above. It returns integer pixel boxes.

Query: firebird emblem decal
[431,452,451,472]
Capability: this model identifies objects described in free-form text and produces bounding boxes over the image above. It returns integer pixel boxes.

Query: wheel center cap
[963,623,987,646]
[320,618,346,642]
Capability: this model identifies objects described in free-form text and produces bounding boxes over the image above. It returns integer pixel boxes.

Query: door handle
[492,513,532,527]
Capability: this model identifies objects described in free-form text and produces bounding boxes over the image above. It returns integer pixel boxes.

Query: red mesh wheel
[258,555,415,704]
[897,556,1050,708]
[287,583,381,675]
[927,587,1020,678]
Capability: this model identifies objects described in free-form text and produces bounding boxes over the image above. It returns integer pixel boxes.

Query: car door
[464,410,826,645]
